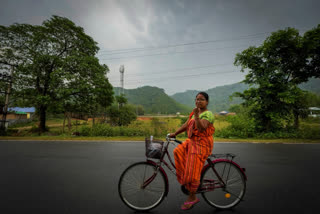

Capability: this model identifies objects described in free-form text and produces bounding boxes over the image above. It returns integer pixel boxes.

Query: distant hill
[113,86,192,114]
[171,78,320,113]
[112,78,319,114]
[299,78,320,95]
[171,83,248,113]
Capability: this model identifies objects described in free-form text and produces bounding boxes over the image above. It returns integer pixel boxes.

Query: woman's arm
[194,117,210,132]
[169,119,189,137]
[193,108,210,132]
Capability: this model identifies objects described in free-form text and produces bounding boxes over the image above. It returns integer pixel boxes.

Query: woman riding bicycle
[169,92,215,210]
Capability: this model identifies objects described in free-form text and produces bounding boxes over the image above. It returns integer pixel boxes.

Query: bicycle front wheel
[201,160,246,209]
[118,161,167,211]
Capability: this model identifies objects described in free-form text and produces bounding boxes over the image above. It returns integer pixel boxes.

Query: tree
[0,16,114,132]
[107,95,136,126]
[115,94,128,107]
[234,26,320,132]
[135,105,145,115]
[305,91,320,107]
[302,24,320,80]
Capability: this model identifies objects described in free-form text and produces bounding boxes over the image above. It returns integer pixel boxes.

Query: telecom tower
[119,65,124,95]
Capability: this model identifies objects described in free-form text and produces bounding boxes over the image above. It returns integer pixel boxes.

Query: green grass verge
[0,136,319,143]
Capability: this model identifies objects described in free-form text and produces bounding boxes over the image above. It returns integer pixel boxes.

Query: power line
[107,62,233,78]
[122,70,240,85]
[99,43,260,61]
[97,32,269,55]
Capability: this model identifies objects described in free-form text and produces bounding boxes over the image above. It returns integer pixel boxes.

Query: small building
[0,111,28,120]
[218,111,236,116]
[8,107,35,119]
[309,107,320,117]
[219,111,229,115]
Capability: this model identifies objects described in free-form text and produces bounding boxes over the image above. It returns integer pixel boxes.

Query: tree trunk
[294,113,299,129]
[67,112,72,131]
[39,105,47,133]
[63,112,67,133]
[1,66,14,132]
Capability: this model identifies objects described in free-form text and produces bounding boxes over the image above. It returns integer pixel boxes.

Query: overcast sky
[1,0,319,95]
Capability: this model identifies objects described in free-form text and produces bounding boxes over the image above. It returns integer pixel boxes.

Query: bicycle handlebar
[166,134,182,144]
[174,139,182,144]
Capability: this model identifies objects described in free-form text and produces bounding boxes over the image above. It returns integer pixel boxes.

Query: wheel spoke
[201,161,246,209]
[119,162,166,211]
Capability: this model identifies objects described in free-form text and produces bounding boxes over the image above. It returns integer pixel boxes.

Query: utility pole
[119,65,124,95]
[1,66,14,131]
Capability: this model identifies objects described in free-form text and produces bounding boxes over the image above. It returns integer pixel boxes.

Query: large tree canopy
[234,26,320,132]
[0,16,113,132]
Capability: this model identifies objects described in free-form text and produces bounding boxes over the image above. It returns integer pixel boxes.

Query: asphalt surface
[1,140,320,214]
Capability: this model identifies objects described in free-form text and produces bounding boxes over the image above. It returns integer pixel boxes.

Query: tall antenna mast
[119,65,124,95]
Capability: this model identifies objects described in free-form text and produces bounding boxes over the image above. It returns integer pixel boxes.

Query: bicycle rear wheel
[118,161,167,211]
[201,160,246,209]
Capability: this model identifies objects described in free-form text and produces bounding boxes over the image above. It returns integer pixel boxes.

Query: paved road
[0,140,320,214]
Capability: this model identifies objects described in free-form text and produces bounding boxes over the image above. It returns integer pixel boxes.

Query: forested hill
[299,78,320,95]
[113,79,319,114]
[171,78,320,113]
[113,86,192,114]
[171,82,248,113]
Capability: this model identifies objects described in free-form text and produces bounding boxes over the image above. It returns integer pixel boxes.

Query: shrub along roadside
[79,124,145,137]
[215,115,320,139]
[78,118,181,137]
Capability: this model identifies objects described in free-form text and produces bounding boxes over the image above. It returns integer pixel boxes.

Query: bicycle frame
[141,140,175,189]
[142,137,247,194]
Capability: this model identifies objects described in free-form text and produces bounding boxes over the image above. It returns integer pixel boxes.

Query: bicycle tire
[201,160,246,209]
[118,161,167,211]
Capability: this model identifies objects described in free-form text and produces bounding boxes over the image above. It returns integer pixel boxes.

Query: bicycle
[118,134,247,211]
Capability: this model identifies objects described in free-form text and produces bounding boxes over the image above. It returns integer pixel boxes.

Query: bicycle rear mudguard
[202,159,247,181]
[147,160,170,196]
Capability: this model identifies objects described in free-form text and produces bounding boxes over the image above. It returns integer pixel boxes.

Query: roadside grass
[1,135,319,143]
[2,116,319,143]
[214,119,230,131]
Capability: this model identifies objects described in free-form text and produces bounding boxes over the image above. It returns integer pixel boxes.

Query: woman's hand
[193,107,200,118]
[169,133,176,138]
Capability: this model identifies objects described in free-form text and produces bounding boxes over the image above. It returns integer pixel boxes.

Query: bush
[77,118,182,137]
[78,124,147,137]
[215,113,320,139]
[79,125,91,136]
[215,115,256,138]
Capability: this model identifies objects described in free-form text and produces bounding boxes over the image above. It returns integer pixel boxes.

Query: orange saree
[173,112,215,193]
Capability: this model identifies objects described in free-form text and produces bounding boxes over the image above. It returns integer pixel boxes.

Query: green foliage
[0,16,113,132]
[304,91,320,107]
[118,105,137,126]
[215,114,256,138]
[215,114,320,139]
[135,105,145,115]
[78,117,182,137]
[234,26,320,132]
[115,94,128,106]
[106,95,137,126]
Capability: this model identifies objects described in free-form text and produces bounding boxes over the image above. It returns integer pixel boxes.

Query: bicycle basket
[145,138,164,159]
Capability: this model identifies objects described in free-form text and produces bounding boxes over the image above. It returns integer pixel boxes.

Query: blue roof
[8,107,36,113]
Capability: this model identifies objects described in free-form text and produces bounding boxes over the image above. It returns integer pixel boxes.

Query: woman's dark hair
[196,91,209,102]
